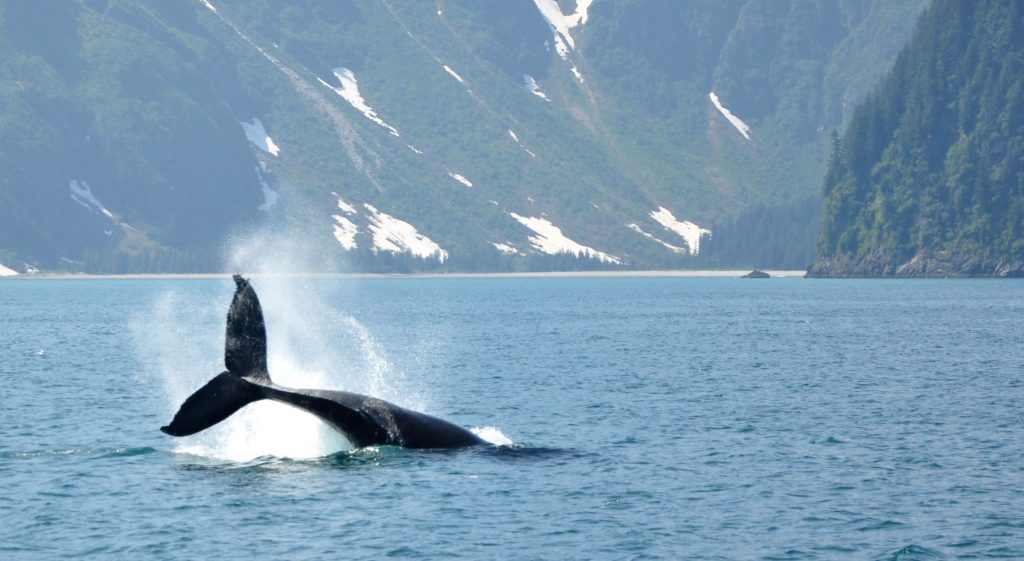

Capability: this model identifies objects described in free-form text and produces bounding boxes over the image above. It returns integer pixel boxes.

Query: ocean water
[1,277,1022,560]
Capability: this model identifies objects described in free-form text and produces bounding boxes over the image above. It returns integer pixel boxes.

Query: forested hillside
[0,0,925,274]
[811,0,1024,277]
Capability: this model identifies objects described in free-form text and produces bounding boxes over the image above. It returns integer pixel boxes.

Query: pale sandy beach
[2,270,807,280]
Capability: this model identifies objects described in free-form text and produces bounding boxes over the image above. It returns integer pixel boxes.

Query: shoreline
[0,269,807,280]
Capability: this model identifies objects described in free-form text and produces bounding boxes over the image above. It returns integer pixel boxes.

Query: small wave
[858,519,906,532]
[476,445,593,464]
[875,544,947,561]
[0,447,157,460]
[94,447,158,458]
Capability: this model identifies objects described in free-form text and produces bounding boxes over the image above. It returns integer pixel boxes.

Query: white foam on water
[174,400,354,462]
[471,426,513,446]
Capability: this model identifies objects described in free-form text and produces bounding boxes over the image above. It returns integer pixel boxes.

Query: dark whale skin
[160,275,484,449]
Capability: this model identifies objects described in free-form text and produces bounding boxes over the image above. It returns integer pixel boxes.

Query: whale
[160,275,485,449]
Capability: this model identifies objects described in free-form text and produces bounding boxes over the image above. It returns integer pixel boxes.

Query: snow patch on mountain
[533,0,594,50]
[448,172,473,187]
[254,164,278,212]
[443,65,465,83]
[364,204,448,262]
[553,35,571,59]
[333,193,357,214]
[570,65,584,84]
[331,193,360,249]
[709,92,751,140]
[240,118,280,156]
[332,215,359,250]
[0,262,18,276]
[493,242,519,255]
[509,213,620,264]
[199,0,217,13]
[649,207,711,255]
[524,75,549,100]
[70,180,115,219]
[508,129,537,158]
[319,68,400,137]
[628,223,686,253]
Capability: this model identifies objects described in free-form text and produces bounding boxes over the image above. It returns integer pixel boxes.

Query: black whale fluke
[160,372,261,436]
[160,274,486,449]
[225,274,269,383]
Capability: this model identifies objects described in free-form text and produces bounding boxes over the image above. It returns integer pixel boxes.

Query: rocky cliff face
[808,251,1024,278]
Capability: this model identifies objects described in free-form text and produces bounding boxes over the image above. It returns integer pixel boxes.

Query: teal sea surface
[1,277,1022,560]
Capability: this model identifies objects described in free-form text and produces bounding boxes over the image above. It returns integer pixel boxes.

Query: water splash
[131,228,430,461]
[471,426,514,446]
[174,401,354,462]
[134,229,505,461]
[136,284,392,462]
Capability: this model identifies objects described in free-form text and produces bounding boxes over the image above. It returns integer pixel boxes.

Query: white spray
[135,228,511,460]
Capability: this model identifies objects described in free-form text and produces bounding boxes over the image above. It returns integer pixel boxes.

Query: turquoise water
[1,277,1022,560]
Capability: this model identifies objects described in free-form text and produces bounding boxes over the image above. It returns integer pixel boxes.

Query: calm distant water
[1,277,1022,560]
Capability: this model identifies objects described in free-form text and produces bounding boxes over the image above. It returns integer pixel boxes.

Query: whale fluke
[160,274,486,449]
[225,274,270,383]
[160,371,262,436]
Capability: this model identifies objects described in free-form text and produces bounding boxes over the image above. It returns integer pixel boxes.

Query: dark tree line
[814,0,1024,275]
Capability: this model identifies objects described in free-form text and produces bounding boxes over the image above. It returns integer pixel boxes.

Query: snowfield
[523,75,550,100]
[319,68,400,137]
[332,215,359,250]
[448,172,473,187]
[649,207,711,255]
[364,204,448,262]
[709,92,751,140]
[240,118,281,156]
[510,213,620,264]
[628,223,687,253]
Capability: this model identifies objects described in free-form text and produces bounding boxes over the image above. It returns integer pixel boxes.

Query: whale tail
[160,274,272,437]
[160,371,263,436]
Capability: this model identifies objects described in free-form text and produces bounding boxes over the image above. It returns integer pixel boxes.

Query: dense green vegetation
[813,0,1024,277]
[0,0,925,273]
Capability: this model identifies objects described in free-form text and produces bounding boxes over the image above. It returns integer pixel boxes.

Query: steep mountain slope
[811,0,1024,277]
[0,0,925,274]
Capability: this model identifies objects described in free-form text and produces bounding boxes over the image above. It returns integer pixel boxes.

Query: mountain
[811,0,1024,277]
[0,0,925,274]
